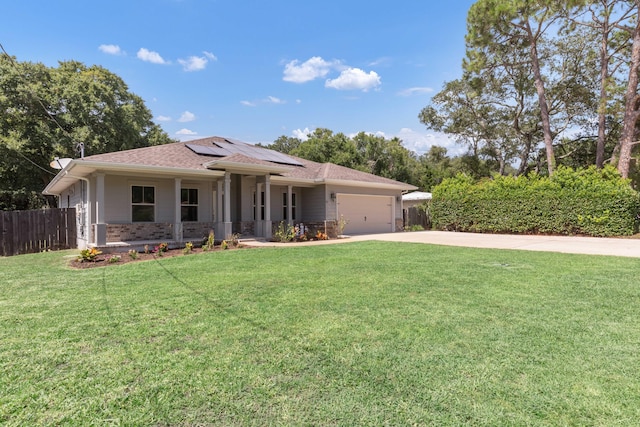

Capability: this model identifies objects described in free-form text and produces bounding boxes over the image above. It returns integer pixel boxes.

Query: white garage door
[337,194,394,235]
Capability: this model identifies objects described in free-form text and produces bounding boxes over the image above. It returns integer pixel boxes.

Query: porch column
[264,174,272,239]
[174,178,183,243]
[216,179,223,240]
[256,182,263,237]
[287,185,293,226]
[223,171,232,239]
[94,173,106,246]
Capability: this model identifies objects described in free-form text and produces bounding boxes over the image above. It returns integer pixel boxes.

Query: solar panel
[187,140,303,167]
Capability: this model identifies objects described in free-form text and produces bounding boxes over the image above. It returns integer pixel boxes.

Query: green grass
[1,242,640,426]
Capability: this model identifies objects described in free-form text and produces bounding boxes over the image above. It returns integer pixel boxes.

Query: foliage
[2,245,640,425]
[431,165,640,236]
[405,224,425,232]
[273,221,296,242]
[183,242,193,255]
[154,242,168,255]
[108,255,121,263]
[77,247,102,262]
[220,240,228,250]
[0,56,174,210]
[202,230,215,251]
[336,215,349,237]
[315,230,329,240]
[127,249,138,260]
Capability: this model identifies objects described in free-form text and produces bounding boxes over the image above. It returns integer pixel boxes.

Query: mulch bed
[70,245,245,269]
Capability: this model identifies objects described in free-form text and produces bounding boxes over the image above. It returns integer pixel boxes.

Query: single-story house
[43,136,417,249]
[402,191,432,209]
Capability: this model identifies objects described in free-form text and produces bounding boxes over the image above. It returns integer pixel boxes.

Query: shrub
[273,221,295,242]
[127,249,138,260]
[431,166,640,237]
[202,230,215,251]
[108,255,121,263]
[221,240,228,250]
[183,242,193,255]
[78,248,102,262]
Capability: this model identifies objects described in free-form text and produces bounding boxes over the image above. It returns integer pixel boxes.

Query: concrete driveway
[347,231,640,258]
[245,231,640,258]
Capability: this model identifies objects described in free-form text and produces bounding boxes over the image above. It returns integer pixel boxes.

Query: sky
[1,0,476,156]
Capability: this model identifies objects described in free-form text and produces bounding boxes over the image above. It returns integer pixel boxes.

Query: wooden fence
[403,206,431,230]
[0,208,77,257]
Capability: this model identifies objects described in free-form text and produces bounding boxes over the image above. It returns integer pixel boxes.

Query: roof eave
[204,160,293,174]
[319,178,418,191]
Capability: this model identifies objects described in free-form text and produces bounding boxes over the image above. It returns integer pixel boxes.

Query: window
[283,192,297,220]
[181,188,198,222]
[132,185,155,222]
[254,190,265,220]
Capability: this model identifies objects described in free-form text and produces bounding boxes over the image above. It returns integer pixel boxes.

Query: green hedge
[431,166,640,237]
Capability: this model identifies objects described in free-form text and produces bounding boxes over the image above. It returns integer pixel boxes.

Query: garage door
[336,194,394,234]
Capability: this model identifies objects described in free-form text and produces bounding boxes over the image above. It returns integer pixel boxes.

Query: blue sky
[1,0,475,155]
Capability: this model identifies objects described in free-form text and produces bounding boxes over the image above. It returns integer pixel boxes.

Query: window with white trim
[283,192,297,220]
[132,185,155,222]
[181,188,198,222]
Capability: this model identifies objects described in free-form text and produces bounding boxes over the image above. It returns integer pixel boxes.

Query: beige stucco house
[43,136,417,249]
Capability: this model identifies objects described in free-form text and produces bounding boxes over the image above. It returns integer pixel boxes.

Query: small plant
[154,242,169,255]
[78,247,102,262]
[337,215,349,237]
[183,241,193,255]
[273,221,295,242]
[315,230,328,240]
[227,233,240,248]
[406,224,425,232]
[108,255,121,264]
[220,240,228,250]
[203,230,215,251]
[144,244,150,254]
[127,249,138,259]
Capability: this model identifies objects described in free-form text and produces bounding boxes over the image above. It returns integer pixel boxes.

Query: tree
[616,0,640,178]
[0,56,174,209]
[575,0,636,168]
[466,0,586,175]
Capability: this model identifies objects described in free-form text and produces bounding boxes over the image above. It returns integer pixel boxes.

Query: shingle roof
[79,136,413,188]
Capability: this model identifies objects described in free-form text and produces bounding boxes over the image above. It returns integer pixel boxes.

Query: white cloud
[395,128,462,156]
[137,48,168,64]
[398,87,434,97]
[179,56,208,71]
[156,115,172,122]
[178,51,217,72]
[292,128,313,141]
[178,111,196,122]
[176,128,197,135]
[325,68,381,91]
[267,96,285,104]
[283,56,337,83]
[241,96,285,107]
[99,44,123,55]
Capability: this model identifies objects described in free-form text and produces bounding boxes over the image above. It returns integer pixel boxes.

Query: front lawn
[1,242,639,425]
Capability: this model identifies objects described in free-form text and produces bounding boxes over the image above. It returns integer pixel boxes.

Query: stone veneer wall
[395,218,404,232]
[183,222,216,240]
[106,223,173,242]
[272,220,338,239]
[236,221,255,236]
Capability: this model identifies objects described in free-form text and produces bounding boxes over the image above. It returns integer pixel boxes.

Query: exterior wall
[300,186,327,221]
[183,222,216,240]
[60,182,89,248]
[106,223,173,242]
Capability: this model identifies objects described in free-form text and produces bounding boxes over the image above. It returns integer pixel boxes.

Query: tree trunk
[596,11,610,168]
[617,3,640,179]
[526,21,556,175]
